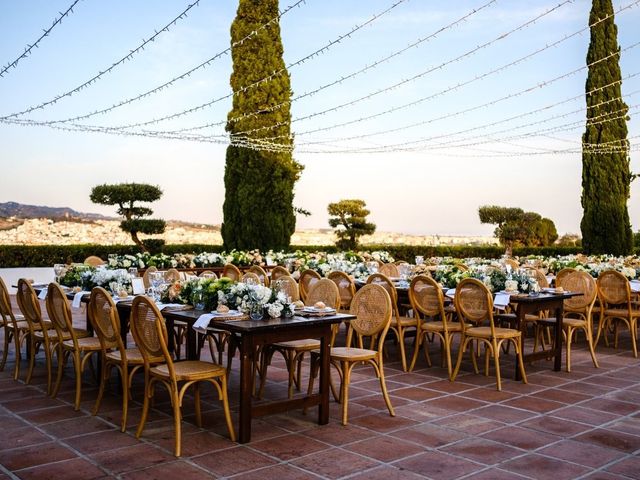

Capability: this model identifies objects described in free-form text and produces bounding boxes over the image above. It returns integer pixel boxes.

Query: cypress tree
[221,0,302,251]
[580,0,633,254]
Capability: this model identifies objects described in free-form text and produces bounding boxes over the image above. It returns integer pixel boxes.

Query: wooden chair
[555,268,576,288]
[16,279,54,387]
[0,277,27,379]
[46,283,101,409]
[327,271,356,313]
[241,272,262,284]
[556,271,599,372]
[142,266,158,289]
[130,296,235,456]
[258,279,340,399]
[271,275,300,302]
[84,255,105,267]
[504,258,519,270]
[366,273,419,371]
[596,270,639,358]
[408,275,465,376]
[164,268,181,283]
[222,263,242,281]
[451,278,527,391]
[299,269,321,304]
[198,270,217,278]
[524,267,550,289]
[90,287,162,432]
[249,265,269,286]
[270,265,291,281]
[378,263,399,278]
[311,283,395,425]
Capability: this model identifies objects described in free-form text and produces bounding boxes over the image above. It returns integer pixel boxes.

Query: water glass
[53,264,65,282]
[249,303,264,320]
[128,267,139,278]
[415,256,424,265]
[193,290,205,311]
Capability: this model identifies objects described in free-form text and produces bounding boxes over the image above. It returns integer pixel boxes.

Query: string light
[1,0,202,120]
[0,0,83,79]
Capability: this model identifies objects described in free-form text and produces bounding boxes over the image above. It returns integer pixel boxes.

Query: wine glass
[128,267,139,278]
[150,272,164,302]
[415,256,424,265]
[53,264,65,283]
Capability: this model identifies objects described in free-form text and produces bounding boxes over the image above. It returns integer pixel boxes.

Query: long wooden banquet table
[96,293,352,443]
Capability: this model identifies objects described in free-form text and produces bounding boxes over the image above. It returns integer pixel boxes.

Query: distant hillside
[0,201,112,221]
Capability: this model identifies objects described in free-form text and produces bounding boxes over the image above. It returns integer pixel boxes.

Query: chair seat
[466,326,521,339]
[36,328,91,341]
[330,347,377,362]
[603,308,640,318]
[420,321,464,333]
[394,316,418,327]
[12,320,30,330]
[274,339,321,350]
[151,360,226,381]
[563,318,587,328]
[106,347,162,364]
[63,336,102,351]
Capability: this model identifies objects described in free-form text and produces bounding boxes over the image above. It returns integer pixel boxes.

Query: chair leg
[13,331,22,380]
[0,329,9,371]
[451,336,470,382]
[377,360,395,418]
[73,352,83,410]
[565,326,574,372]
[121,367,131,433]
[492,340,501,391]
[136,372,152,439]
[408,331,423,372]
[397,328,408,372]
[51,348,68,399]
[220,375,236,442]
[585,328,599,369]
[515,337,528,384]
[93,358,111,417]
[26,335,37,384]
[340,362,351,426]
[171,386,182,457]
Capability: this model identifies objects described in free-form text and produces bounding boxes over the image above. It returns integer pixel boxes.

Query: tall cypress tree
[221,0,302,251]
[580,0,633,254]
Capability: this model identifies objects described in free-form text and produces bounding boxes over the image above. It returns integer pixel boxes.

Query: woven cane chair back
[222,264,242,282]
[84,255,105,267]
[249,265,269,285]
[558,271,597,311]
[89,287,122,352]
[16,279,44,330]
[164,268,181,283]
[409,274,445,319]
[306,279,340,310]
[348,284,392,348]
[0,277,15,320]
[131,297,172,372]
[242,272,261,284]
[455,278,494,331]
[270,266,291,281]
[597,270,630,305]
[272,275,300,302]
[524,267,549,288]
[142,266,158,289]
[555,268,576,288]
[327,271,356,310]
[45,283,74,341]
[299,269,321,302]
[378,263,399,278]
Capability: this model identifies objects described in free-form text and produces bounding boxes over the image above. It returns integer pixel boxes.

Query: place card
[131,277,146,295]
[493,292,510,310]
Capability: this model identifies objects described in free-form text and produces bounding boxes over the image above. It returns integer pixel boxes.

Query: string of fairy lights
[0,0,638,160]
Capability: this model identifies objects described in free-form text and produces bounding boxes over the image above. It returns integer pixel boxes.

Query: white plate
[211,309,244,317]
[303,307,336,313]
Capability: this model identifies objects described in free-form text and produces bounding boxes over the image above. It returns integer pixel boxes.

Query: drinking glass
[150,272,164,302]
[249,303,264,320]
[193,290,205,310]
[128,267,139,278]
[53,264,65,283]
[415,256,424,265]
[366,261,378,275]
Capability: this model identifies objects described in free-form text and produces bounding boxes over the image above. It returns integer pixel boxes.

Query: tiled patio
[1,299,639,479]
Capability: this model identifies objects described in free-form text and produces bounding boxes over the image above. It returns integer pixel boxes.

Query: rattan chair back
[327,271,356,310]
[45,283,75,343]
[347,284,393,350]
[16,279,45,332]
[524,267,549,288]
[198,270,217,278]
[89,287,122,352]
[409,274,446,319]
[84,255,105,267]
[249,265,269,285]
[299,269,321,303]
[504,258,519,270]
[558,270,597,311]
[597,270,630,305]
[455,278,494,333]
[270,265,291,281]
[366,273,399,316]
[164,268,181,283]
[130,296,172,371]
[222,263,242,282]
[242,272,262,284]
[555,268,576,287]
[142,266,158,289]
[0,277,17,324]
[306,279,340,310]
[272,275,300,302]
[378,263,399,278]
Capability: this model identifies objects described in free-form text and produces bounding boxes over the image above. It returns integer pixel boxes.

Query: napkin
[38,288,47,300]
[631,280,640,293]
[493,292,510,310]
[157,303,187,311]
[72,291,90,308]
[445,288,456,298]
[193,313,215,332]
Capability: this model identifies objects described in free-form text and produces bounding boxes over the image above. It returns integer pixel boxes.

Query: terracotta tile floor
[1,298,639,479]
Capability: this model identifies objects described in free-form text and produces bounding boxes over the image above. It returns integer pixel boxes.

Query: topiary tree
[90,183,166,252]
[328,199,376,250]
[580,0,633,255]
[479,205,558,256]
[221,0,303,251]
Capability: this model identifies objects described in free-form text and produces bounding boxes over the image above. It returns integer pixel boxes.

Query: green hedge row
[0,243,584,268]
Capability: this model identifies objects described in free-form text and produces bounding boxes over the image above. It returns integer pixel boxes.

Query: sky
[0,0,638,237]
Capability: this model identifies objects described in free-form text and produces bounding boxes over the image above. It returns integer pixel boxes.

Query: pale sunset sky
[1,0,638,237]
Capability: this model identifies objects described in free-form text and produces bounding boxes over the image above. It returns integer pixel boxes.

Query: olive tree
[90,183,166,252]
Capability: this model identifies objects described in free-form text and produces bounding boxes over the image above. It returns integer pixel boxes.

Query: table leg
[186,323,198,361]
[553,305,563,371]
[238,336,255,443]
[318,330,330,425]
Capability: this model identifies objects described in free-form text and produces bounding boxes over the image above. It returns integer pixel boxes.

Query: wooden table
[166,310,352,443]
[507,292,580,379]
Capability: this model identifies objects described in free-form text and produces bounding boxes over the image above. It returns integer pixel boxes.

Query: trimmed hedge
[0,243,584,268]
